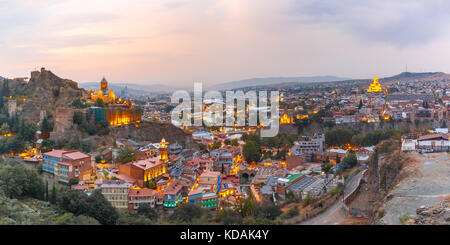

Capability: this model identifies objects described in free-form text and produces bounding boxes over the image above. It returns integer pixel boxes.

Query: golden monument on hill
[280,113,293,124]
[367,77,383,93]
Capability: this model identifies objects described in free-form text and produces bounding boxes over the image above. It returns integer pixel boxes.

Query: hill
[208,76,351,90]
[381,72,450,83]
[0,68,88,123]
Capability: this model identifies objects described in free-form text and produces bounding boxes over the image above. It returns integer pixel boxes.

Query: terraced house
[101,180,132,209]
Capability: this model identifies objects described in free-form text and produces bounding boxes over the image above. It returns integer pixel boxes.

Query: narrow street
[298,170,364,225]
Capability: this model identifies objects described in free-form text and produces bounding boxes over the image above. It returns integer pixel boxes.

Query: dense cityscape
[0,68,448,225]
[1,4,450,242]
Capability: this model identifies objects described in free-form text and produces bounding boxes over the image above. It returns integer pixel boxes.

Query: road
[298,170,364,225]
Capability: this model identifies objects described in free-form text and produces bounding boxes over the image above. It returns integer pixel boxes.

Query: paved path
[299,198,344,225]
[298,169,364,225]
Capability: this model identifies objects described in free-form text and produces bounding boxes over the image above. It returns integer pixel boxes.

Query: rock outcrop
[111,122,198,149]
[1,68,88,123]
[414,199,450,225]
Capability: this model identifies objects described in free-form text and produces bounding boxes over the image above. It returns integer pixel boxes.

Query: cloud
[1,0,450,85]
[287,0,450,46]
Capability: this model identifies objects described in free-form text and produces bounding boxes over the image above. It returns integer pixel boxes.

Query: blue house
[42,150,68,174]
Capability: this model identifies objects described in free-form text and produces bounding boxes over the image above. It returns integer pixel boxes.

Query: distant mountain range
[78,82,176,95]
[78,72,450,95]
[207,76,352,91]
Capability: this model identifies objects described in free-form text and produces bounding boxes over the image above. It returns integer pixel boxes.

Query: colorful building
[118,139,168,187]
[42,150,68,174]
[128,188,156,210]
[164,181,184,208]
[101,180,132,209]
[55,151,91,184]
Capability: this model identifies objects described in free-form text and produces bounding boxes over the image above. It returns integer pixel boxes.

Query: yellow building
[101,179,132,209]
[367,77,383,93]
[280,113,293,124]
[159,138,168,162]
[90,77,116,103]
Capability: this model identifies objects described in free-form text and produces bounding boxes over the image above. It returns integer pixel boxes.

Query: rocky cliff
[1,68,88,123]
[414,198,450,225]
[111,122,198,149]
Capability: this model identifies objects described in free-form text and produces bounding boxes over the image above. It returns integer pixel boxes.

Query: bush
[281,207,299,219]
[69,178,79,186]
[302,192,315,207]
[253,204,282,220]
[215,209,243,225]
[117,147,136,164]
[137,203,158,220]
[342,152,358,168]
[170,203,204,223]
[329,186,343,197]
[399,213,412,224]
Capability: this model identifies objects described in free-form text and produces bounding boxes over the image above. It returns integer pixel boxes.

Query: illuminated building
[280,113,293,124]
[164,181,184,208]
[105,106,141,126]
[159,138,168,162]
[118,152,167,187]
[367,77,383,93]
[128,188,156,210]
[86,77,141,126]
[187,171,220,209]
[90,77,116,103]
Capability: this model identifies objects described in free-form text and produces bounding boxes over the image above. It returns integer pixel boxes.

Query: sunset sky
[2,0,450,87]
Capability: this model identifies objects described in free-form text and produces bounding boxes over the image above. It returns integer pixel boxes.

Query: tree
[234,197,257,217]
[85,190,119,225]
[169,203,204,223]
[80,139,93,153]
[56,213,100,225]
[41,116,53,135]
[321,162,333,175]
[96,120,110,136]
[50,184,57,204]
[137,203,158,220]
[0,163,44,199]
[325,129,353,147]
[58,189,89,215]
[302,192,316,206]
[231,139,239,146]
[95,155,102,163]
[69,177,79,186]
[253,204,282,220]
[73,111,84,125]
[52,88,60,97]
[0,123,10,135]
[44,180,49,202]
[116,147,136,164]
[117,210,153,225]
[71,98,88,109]
[215,209,243,225]
[342,152,358,168]
[145,180,156,189]
[242,140,261,163]
[40,138,55,153]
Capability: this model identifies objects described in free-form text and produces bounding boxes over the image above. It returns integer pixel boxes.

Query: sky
[1,0,450,87]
